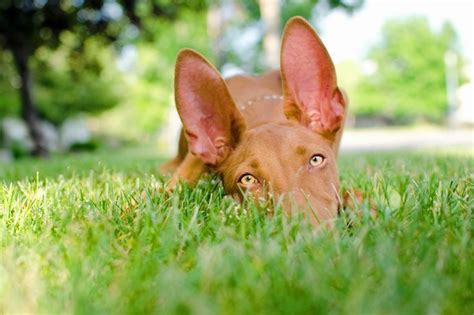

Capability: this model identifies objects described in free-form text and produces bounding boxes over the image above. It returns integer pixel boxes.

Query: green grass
[1,147,473,314]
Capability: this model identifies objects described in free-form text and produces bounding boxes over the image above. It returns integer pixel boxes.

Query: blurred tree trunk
[259,0,281,69]
[207,1,225,69]
[10,43,48,157]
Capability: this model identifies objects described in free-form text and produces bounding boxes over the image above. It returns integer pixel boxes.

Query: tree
[352,17,465,124]
[1,1,106,156]
[92,9,211,140]
[0,0,206,156]
[0,34,123,125]
[258,0,363,69]
[216,0,363,72]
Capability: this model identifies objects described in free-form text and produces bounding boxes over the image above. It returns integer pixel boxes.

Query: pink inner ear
[281,18,345,134]
[175,50,243,165]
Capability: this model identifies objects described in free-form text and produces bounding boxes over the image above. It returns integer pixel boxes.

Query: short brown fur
[162,17,348,226]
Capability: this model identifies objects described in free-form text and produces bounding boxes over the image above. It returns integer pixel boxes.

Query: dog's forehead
[242,122,332,151]
[221,122,335,179]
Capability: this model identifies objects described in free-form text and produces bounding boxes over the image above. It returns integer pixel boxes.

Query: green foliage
[0,0,208,130]
[1,0,365,138]
[0,36,123,124]
[0,52,19,117]
[351,17,465,123]
[0,147,472,314]
[92,9,210,139]
[35,35,123,124]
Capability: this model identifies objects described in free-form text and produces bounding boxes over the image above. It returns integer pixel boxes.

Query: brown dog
[162,16,348,225]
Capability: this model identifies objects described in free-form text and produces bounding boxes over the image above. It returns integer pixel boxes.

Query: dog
[161,16,348,226]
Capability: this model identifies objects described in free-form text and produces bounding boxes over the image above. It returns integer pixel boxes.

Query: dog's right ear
[175,49,246,166]
[280,17,346,139]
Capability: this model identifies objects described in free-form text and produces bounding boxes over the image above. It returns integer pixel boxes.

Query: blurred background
[0,0,472,162]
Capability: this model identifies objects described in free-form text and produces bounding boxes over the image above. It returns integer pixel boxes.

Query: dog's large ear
[175,49,246,166]
[281,17,345,138]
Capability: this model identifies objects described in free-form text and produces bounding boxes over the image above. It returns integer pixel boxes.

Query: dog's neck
[239,94,283,111]
[225,71,286,128]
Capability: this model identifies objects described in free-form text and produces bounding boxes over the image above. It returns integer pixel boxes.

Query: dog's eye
[309,154,325,167]
[238,173,258,186]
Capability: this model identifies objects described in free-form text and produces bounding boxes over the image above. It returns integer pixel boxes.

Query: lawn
[0,146,472,314]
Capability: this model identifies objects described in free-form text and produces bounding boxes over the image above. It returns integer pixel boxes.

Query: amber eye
[309,154,325,167]
[238,173,258,186]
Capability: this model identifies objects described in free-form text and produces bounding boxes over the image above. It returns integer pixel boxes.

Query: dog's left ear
[280,17,346,138]
[175,49,246,166]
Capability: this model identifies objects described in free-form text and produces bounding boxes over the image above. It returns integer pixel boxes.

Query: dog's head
[174,17,347,224]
